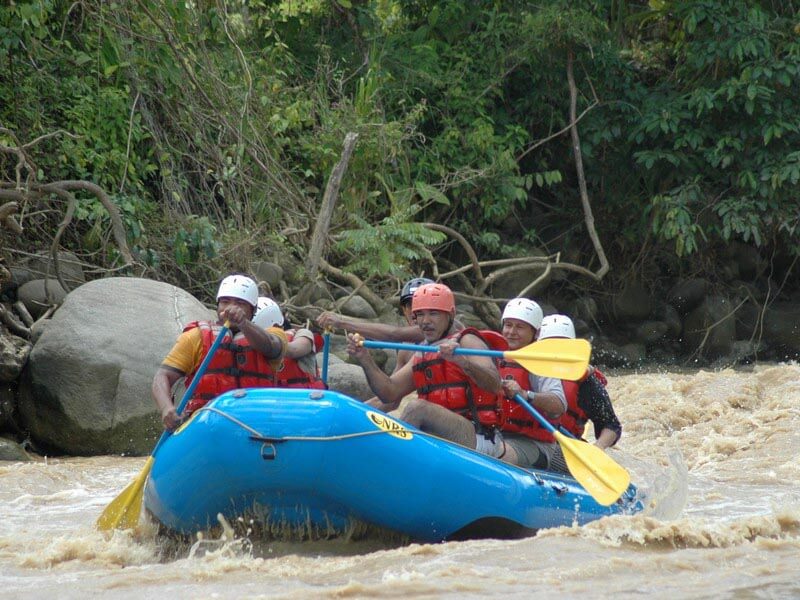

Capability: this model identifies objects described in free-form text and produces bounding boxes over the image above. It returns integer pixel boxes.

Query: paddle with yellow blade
[359,337,591,380]
[96,321,231,531]
[513,393,630,506]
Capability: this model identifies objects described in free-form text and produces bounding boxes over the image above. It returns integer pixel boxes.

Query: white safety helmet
[216,274,258,308]
[539,314,576,339]
[501,298,543,330]
[253,297,284,329]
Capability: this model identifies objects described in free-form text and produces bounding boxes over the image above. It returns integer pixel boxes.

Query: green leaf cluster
[3,0,800,300]
[627,1,800,256]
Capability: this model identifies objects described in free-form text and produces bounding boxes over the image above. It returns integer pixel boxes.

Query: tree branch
[318,257,388,314]
[567,51,609,281]
[423,222,485,285]
[297,132,358,306]
[0,303,30,339]
[0,201,23,234]
[43,180,134,267]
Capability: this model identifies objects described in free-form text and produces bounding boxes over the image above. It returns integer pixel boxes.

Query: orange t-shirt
[162,325,288,374]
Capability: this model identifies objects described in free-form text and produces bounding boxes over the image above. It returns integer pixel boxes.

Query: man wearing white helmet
[496,298,567,470]
[538,314,622,475]
[255,297,325,390]
[152,274,288,430]
[253,296,284,330]
[539,314,576,339]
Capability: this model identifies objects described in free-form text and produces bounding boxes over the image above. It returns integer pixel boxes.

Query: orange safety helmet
[411,283,456,315]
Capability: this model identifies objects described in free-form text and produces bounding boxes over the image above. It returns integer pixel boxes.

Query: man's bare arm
[318,312,423,342]
[152,366,184,430]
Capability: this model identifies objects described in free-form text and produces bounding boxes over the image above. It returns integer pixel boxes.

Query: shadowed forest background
[2,0,800,365]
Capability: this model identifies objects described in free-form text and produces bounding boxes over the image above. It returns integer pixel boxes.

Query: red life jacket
[411,328,501,430]
[560,367,606,438]
[277,330,325,389]
[183,321,279,415]
[497,359,556,443]
[480,329,509,351]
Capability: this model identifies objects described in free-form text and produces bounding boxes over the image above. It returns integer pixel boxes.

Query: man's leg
[397,398,477,448]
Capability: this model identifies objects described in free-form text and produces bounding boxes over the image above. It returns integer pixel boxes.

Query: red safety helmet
[411,283,456,315]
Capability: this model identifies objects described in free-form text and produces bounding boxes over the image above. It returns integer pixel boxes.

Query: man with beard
[319,277,470,409]
[346,282,506,458]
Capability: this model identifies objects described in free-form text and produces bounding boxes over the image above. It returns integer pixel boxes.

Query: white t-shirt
[527,374,567,412]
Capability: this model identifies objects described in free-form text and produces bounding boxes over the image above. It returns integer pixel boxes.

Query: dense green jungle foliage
[2,0,799,308]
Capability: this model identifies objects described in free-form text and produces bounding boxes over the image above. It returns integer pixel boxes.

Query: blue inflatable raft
[144,387,641,542]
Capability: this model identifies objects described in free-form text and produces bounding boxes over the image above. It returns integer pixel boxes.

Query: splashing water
[2,365,800,598]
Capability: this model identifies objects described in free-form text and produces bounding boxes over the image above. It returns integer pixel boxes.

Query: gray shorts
[503,433,557,470]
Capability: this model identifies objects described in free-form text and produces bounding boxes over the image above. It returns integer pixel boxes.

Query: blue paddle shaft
[152,323,230,455]
[321,332,331,384]
[513,393,558,435]
[513,393,578,439]
[361,339,503,358]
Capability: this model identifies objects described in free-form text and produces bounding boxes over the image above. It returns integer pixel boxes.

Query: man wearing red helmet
[152,274,287,431]
[317,277,436,341]
[347,282,506,458]
[318,277,466,408]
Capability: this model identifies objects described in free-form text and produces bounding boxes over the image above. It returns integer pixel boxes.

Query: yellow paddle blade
[556,431,630,506]
[506,338,591,380]
[96,456,153,531]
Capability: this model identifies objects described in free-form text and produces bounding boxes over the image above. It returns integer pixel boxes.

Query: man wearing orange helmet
[152,274,288,431]
[319,277,467,407]
[317,277,435,342]
[346,282,506,458]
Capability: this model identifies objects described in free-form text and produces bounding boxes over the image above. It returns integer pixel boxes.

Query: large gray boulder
[667,278,708,315]
[18,277,214,456]
[252,260,284,292]
[325,362,374,402]
[20,251,86,289]
[0,437,31,462]
[611,282,652,321]
[336,295,377,319]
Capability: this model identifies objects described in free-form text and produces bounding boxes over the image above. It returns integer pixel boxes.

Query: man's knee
[396,397,427,426]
